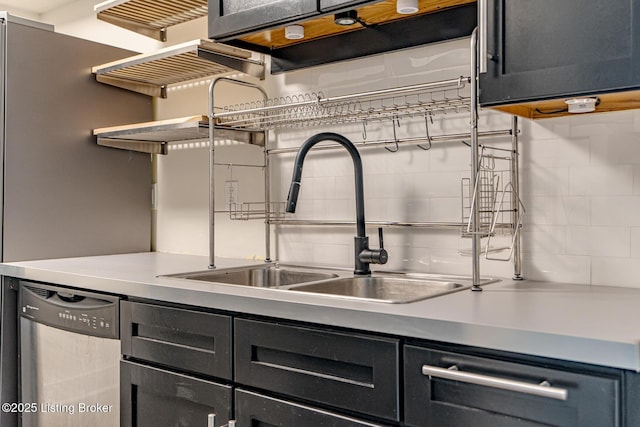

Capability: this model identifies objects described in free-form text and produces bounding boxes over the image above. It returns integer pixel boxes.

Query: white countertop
[2,252,639,371]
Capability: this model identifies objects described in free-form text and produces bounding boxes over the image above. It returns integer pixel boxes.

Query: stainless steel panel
[20,318,120,427]
[1,19,153,262]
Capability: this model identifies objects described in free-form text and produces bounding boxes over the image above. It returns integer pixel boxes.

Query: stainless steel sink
[288,276,467,303]
[164,264,490,303]
[164,264,339,288]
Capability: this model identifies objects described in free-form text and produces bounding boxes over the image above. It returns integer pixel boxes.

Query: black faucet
[285,132,388,275]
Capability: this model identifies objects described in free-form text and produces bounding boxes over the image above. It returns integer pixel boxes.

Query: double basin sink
[165,264,482,303]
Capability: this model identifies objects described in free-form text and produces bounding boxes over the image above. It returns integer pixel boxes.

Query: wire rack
[212,77,471,130]
[461,145,525,261]
[229,202,286,220]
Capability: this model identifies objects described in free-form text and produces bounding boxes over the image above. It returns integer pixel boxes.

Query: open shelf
[93,115,265,154]
[94,0,208,41]
[92,39,265,98]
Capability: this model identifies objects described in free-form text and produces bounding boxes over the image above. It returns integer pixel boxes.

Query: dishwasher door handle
[421,364,568,401]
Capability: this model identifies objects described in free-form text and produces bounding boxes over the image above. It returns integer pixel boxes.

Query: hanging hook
[385,115,400,153]
[362,119,368,141]
[418,111,434,150]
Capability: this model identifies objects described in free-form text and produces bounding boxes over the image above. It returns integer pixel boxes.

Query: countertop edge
[2,253,640,372]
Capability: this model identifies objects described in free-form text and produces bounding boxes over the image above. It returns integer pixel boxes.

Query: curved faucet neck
[287,132,366,239]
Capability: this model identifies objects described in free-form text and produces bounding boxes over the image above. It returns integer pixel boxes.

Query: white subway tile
[523,253,591,284]
[430,197,462,222]
[591,196,640,226]
[521,167,569,197]
[429,142,471,171]
[569,165,633,196]
[630,228,640,258]
[430,249,472,276]
[390,198,431,222]
[591,132,640,166]
[520,116,572,140]
[411,229,462,250]
[523,137,590,168]
[592,257,640,288]
[366,198,389,220]
[314,243,351,267]
[570,110,636,137]
[414,171,464,198]
[634,166,640,195]
[567,226,630,257]
[522,225,567,255]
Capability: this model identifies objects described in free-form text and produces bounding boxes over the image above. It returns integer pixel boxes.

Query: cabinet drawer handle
[421,364,568,401]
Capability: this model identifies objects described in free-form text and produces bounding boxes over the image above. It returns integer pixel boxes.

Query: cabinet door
[121,361,232,427]
[234,389,389,426]
[479,0,640,106]
[404,345,620,427]
[121,301,232,380]
[208,0,318,40]
[234,318,400,422]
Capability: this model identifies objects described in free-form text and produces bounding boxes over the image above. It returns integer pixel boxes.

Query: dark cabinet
[234,318,400,422]
[319,0,372,11]
[116,299,638,426]
[120,301,232,380]
[404,345,620,427]
[479,0,640,115]
[120,361,232,427]
[208,0,318,40]
[234,389,389,426]
[208,0,476,74]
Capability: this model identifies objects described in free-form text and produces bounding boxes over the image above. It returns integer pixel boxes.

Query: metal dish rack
[212,76,471,130]
[461,143,525,263]
[206,33,523,288]
[229,202,286,221]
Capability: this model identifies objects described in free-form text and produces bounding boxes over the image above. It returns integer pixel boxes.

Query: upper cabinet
[209,0,477,74]
[479,0,640,119]
[319,0,373,11]
[208,0,318,39]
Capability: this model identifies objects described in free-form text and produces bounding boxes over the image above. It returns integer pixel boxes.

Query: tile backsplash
[155,35,640,289]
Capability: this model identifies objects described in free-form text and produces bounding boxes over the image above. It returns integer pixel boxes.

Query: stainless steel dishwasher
[19,281,120,427]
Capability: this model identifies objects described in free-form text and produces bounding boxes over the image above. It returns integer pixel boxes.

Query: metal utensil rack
[461,134,524,263]
[207,34,523,287]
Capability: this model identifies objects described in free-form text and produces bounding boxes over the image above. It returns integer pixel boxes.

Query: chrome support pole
[511,116,523,280]
[208,79,217,269]
[264,130,272,262]
[470,28,482,291]
[478,0,488,74]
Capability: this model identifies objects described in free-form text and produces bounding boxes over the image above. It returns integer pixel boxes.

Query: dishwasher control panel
[19,281,120,339]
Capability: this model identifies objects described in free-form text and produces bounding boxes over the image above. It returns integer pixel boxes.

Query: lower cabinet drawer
[120,360,232,427]
[234,389,390,427]
[234,318,400,422]
[121,301,232,380]
[404,345,620,427]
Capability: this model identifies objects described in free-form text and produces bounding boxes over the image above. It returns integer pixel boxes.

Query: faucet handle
[359,228,388,266]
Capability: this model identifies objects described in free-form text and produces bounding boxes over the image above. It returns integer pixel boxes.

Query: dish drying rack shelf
[213,76,472,130]
[94,0,207,41]
[92,39,265,98]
